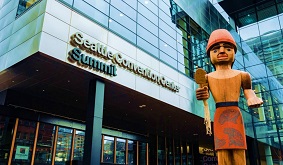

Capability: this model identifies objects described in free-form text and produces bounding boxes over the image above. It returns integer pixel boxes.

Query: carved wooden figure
[195,29,263,165]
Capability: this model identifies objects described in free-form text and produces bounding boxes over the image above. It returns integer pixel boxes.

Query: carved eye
[226,48,231,51]
[213,49,218,53]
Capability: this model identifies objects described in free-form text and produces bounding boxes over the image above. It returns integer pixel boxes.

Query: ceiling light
[145,1,149,4]
[139,105,146,108]
[109,19,112,22]
[119,13,124,17]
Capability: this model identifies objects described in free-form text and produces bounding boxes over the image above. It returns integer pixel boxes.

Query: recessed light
[145,1,149,4]
[139,105,146,108]
[109,19,112,22]
[36,69,39,72]
[119,13,124,17]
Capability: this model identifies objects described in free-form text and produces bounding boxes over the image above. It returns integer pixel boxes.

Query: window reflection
[0,116,16,164]
[109,20,136,44]
[12,119,37,164]
[167,138,174,165]
[158,136,165,164]
[138,2,158,25]
[137,37,159,57]
[138,142,147,165]
[17,0,39,16]
[128,140,136,165]
[110,6,136,33]
[54,127,72,164]
[73,130,84,161]
[239,23,260,41]
[111,0,136,20]
[137,13,158,35]
[137,25,158,47]
[258,17,280,35]
[103,136,114,163]
[34,123,56,165]
[116,138,126,164]
[73,0,109,27]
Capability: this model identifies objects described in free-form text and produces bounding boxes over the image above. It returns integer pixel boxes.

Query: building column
[83,79,105,165]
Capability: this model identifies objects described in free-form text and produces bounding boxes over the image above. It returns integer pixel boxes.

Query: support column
[83,79,105,165]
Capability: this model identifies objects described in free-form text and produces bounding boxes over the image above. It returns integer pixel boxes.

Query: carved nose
[219,46,225,52]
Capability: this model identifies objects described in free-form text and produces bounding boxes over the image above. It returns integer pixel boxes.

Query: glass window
[84,0,110,15]
[12,119,37,164]
[159,39,177,60]
[137,36,159,57]
[159,0,171,16]
[138,142,147,165]
[167,138,174,165]
[128,140,136,165]
[54,127,73,165]
[111,0,136,20]
[17,0,39,16]
[159,50,177,69]
[73,130,85,161]
[138,2,158,25]
[74,0,109,27]
[109,20,136,44]
[258,17,280,35]
[158,136,165,164]
[34,123,56,165]
[239,23,260,41]
[110,6,136,33]
[116,138,126,164]
[137,25,158,47]
[159,19,176,39]
[137,13,158,35]
[159,8,176,29]
[103,136,114,163]
[138,0,158,15]
[123,0,137,9]
[0,116,16,164]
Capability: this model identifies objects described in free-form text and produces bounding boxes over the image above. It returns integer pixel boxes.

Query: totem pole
[195,29,263,165]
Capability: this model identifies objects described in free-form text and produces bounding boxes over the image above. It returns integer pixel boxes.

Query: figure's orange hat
[206,29,237,56]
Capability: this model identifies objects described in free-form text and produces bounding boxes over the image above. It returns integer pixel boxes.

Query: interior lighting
[109,19,112,22]
[145,1,149,4]
[139,104,146,108]
[164,44,168,47]
[119,13,124,17]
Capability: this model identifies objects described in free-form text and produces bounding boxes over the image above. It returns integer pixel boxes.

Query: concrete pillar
[83,79,105,165]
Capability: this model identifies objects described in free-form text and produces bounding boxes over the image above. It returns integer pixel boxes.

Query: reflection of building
[0,0,282,164]
[245,30,283,84]
[217,0,283,164]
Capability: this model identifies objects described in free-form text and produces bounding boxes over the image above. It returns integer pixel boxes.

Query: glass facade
[57,0,217,79]
[211,0,283,164]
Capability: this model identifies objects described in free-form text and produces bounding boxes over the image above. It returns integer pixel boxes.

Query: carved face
[209,42,235,66]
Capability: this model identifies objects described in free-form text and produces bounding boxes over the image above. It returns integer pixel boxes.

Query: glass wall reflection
[54,127,72,165]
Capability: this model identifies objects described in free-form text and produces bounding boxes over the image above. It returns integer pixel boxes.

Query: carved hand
[196,86,209,100]
[247,96,263,108]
